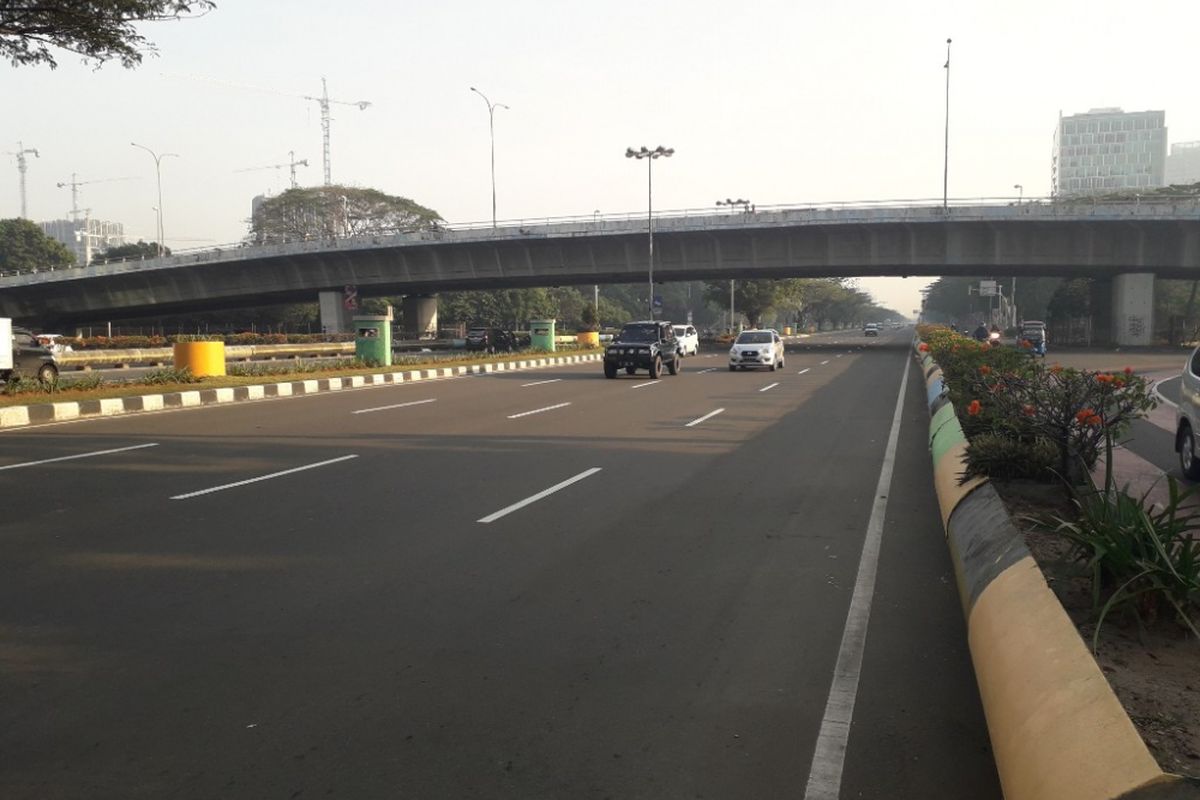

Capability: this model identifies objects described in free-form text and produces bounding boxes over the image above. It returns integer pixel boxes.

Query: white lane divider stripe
[696,367,718,374]
[521,378,562,387]
[0,442,159,471]
[507,402,571,419]
[685,408,725,427]
[631,381,661,389]
[802,359,910,799]
[353,398,436,415]
[478,467,602,523]
[836,354,844,358]
[820,360,830,365]
[797,368,811,375]
[170,454,359,500]
[759,383,779,392]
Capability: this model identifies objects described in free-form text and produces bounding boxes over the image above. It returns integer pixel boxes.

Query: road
[0,328,1001,799]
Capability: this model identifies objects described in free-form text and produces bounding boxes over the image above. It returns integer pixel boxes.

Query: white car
[729,329,785,371]
[1176,345,1200,479]
[672,324,699,356]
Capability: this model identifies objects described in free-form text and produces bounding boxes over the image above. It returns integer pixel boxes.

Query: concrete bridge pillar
[318,290,350,334]
[402,294,438,339]
[1111,273,1155,347]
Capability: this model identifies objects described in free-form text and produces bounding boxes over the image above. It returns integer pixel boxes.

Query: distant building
[39,218,126,266]
[1052,108,1167,195]
[1166,141,1200,186]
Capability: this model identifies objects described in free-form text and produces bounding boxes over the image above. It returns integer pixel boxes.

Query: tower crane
[234,151,310,189]
[5,141,40,218]
[55,173,137,221]
[304,78,371,186]
[55,174,138,266]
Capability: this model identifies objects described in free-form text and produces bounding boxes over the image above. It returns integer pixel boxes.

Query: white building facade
[39,218,126,266]
[1166,141,1200,186]
[1052,108,1167,195]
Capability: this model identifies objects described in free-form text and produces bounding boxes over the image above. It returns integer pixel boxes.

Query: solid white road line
[797,368,811,375]
[170,454,360,500]
[478,467,603,523]
[521,378,562,387]
[0,442,159,471]
[507,402,571,419]
[631,380,661,389]
[820,360,830,365]
[684,408,725,427]
[352,398,437,415]
[697,367,718,374]
[802,358,910,800]
[759,382,779,393]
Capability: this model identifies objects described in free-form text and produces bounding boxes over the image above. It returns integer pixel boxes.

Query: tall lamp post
[470,87,509,228]
[626,145,674,318]
[1013,183,1024,204]
[943,37,952,211]
[717,198,751,214]
[131,142,178,256]
[1012,184,1023,325]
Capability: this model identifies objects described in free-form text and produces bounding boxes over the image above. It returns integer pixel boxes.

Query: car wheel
[37,363,58,385]
[1181,424,1200,479]
[729,365,736,372]
[648,356,662,379]
[625,366,637,375]
[604,362,617,379]
[769,360,777,372]
[667,355,680,375]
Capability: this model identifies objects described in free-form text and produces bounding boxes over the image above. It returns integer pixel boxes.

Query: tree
[702,278,806,328]
[0,1,216,69]
[94,240,169,263]
[249,185,442,244]
[0,218,73,273]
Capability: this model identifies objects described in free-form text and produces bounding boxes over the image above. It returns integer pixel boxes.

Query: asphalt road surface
[0,328,1001,799]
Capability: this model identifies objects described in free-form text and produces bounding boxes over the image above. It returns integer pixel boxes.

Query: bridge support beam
[318,291,350,334]
[1111,273,1154,347]
[402,294,438,339]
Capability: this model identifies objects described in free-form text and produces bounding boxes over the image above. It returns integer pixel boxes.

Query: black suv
[465,327,517,353]
[603,321,681,379]
[2,327,59,384]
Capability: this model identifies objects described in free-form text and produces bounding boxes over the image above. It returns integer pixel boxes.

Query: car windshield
[467,328,487,335]
[618,324,659,343]
[673,326,687,336]
[735,332,772,344]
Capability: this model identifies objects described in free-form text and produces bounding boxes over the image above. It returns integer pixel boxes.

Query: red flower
[1022,404,1036,417]
[1050,365,1063,374]
[1075,408,1101,426]
[1124,366,1134,376]
[979,365,992,375]
[1096,373,1114,384]
[967,400,982,416]
[1020,339,1032,349]
[1113,377,1126,388]
[918,343,930,352]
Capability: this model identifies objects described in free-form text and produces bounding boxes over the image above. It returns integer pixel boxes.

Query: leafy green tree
[0,1,216,69]
[702,278,807,328]
[0,218,73,273]
[94,240,169,263]
[249,185,442,244]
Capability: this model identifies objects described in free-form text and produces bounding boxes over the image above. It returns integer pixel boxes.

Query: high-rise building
[1166,141,1200,186]
[39,218,126,266]
[1052,108,1167,195]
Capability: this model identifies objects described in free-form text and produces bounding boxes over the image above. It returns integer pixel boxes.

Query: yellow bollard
[576,331,600,347]
[173,341,226,377]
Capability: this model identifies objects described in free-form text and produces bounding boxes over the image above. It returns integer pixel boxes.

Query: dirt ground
[997,481,1200,778]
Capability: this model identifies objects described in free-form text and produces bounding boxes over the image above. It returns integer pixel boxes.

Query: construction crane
[304,78,371,186]
[55,174,137,221]
[234,151,310,189]
[5,141,39,218]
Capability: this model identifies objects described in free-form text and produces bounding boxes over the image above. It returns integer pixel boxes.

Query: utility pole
[6,141,39,218]
[304,77,372,186]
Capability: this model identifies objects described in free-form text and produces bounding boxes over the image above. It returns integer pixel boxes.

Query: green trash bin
[529,319,556,352]
[354,315,392,366]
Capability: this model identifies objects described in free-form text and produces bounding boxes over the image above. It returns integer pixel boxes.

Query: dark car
[603,321,681,379]
[2,327,59,384]
[465,327,517,353]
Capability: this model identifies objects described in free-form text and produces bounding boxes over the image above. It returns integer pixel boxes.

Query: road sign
[979,280,998,297]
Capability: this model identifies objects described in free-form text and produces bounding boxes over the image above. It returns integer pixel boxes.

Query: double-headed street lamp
[470,87,509,228]
[626,145,674,318]
[717,197,752,214]
[131,142,178,257]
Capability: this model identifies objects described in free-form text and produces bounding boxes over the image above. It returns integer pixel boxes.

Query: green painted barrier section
[931,411,968,465]
[929,402,957,445]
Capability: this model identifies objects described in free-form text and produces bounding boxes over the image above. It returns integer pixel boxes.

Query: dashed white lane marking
[685,408,725,427]
[696,367,718,374]
[820,360,830,365]
[521,378,562,387]
[170,454,359,500]
[0,442,159,471]
[353,398,436,415]
[478,467,602,523]
[836,354,844,358]
[759,382,779,393]
[507,402,571,419]
[631,380,661,389]
[802,359,910,799]
[797,368,811,375]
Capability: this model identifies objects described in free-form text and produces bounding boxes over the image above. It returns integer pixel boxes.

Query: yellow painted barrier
[173,341,226,377]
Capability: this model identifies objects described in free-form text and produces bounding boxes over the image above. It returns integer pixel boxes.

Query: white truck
[1,318,60,383]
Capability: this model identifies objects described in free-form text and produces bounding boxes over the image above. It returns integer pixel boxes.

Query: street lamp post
[470,87,509,228]
[130,142,178,257]
[1012,184,1023,324]
[626,145,674,318]
[717,198,751,214]
[943,37,952,211]
[1014,183,1024,204]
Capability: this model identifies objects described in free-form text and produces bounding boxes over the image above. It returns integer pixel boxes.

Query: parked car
[465,327,517,353]
[672,324,700,356]
[729,329,785,371]
[863,323,880,337]
[1176,345,1200,479]
[1,322,59,384]
[603,320,681,378]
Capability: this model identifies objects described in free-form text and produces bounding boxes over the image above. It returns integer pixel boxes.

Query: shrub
[966,434,1059,481]
[139,367,201,385]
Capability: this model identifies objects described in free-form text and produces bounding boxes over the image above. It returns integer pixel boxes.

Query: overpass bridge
[3,197,1199,345]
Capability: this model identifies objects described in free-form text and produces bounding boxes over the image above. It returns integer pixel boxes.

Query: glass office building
[1165,141,1200,186]
[1052,108,1167,196]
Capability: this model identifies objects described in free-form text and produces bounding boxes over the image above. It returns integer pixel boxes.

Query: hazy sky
[4,0,1199,315]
